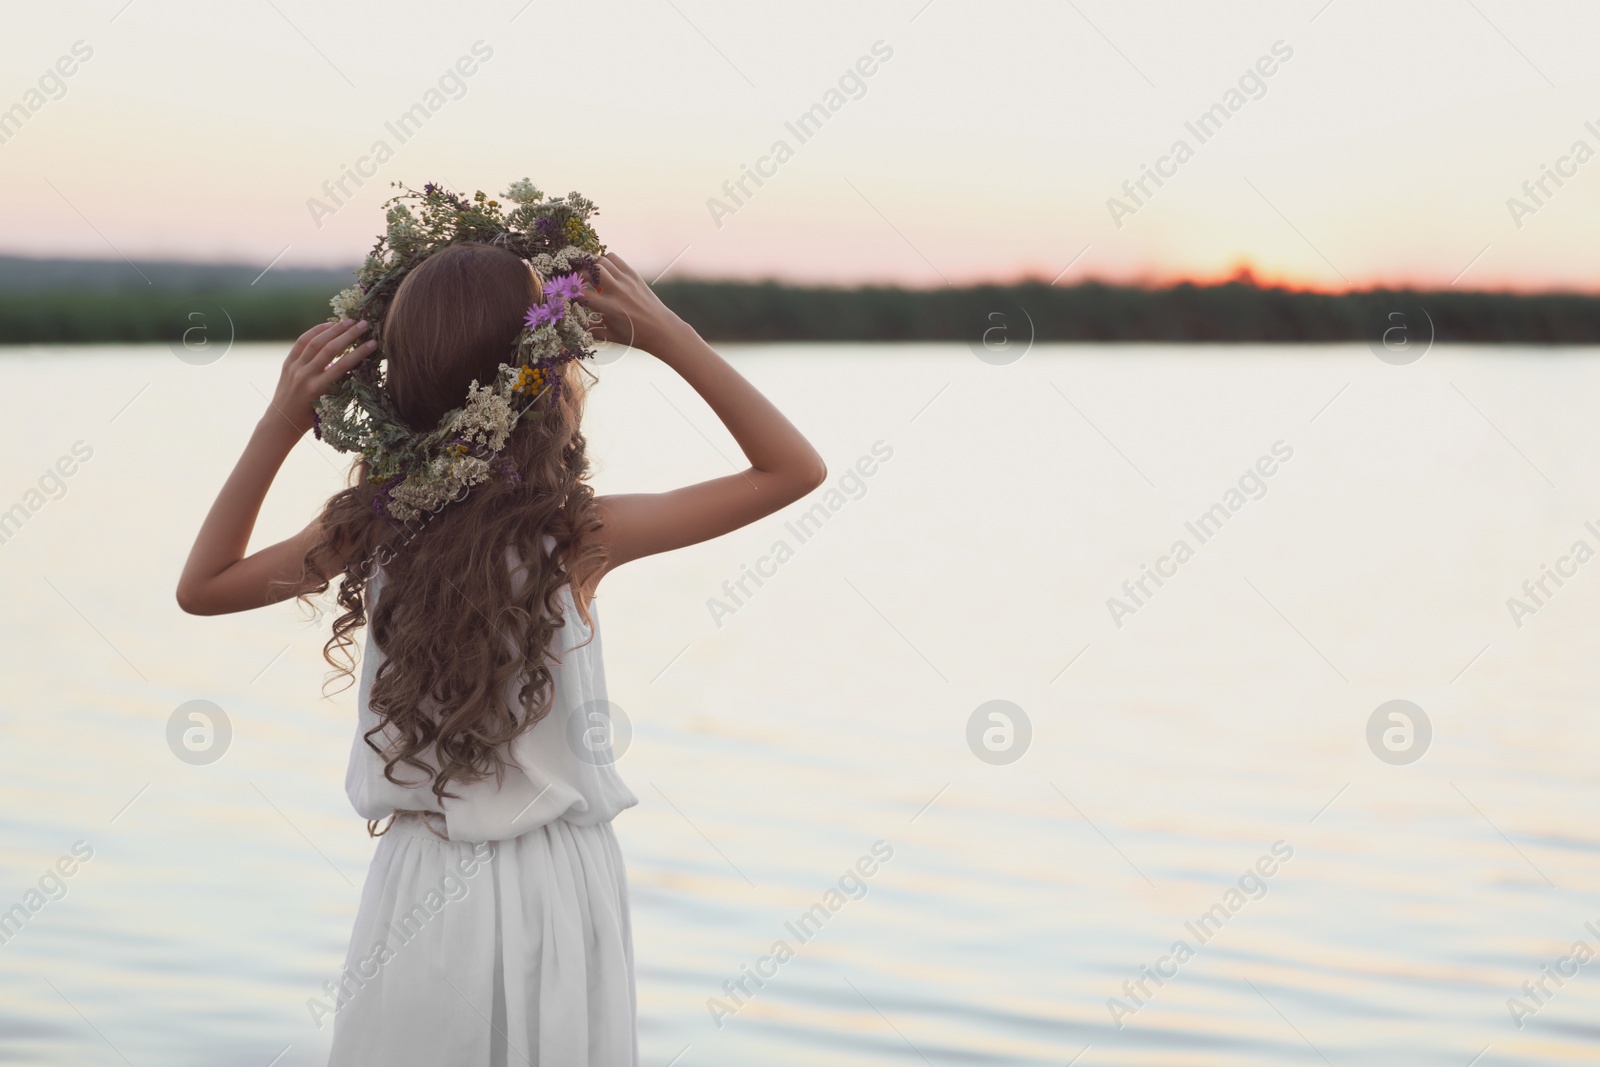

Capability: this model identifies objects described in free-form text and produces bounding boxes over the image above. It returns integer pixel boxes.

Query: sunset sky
[1,0,1596,291]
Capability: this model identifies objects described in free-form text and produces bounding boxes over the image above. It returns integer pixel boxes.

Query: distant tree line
[0,255,1596,344]
[651,280,1600,345]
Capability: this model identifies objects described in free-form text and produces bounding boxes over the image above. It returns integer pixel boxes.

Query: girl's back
[347,547,637,842]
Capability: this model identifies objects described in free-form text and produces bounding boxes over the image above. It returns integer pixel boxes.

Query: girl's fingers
[294,321,335,346]
[606,252,636,278]
[312,320,370,367]
[292,321,345,366]
[288,320,340,360]
[314,339,377,389]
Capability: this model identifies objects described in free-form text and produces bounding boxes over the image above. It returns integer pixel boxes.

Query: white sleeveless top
[344,547,638,843]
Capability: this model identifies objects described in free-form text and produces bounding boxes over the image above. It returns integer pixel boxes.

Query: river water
[1,343,1597,1065]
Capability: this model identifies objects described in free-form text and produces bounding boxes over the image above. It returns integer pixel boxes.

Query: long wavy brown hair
[297,242,605,815]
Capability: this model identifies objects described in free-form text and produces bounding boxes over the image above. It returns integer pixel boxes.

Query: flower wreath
[312,179,605,523]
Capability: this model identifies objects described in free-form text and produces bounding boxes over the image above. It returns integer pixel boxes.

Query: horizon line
[0,251,1595,299]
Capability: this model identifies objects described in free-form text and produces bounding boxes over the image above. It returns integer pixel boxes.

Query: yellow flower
[513,364,547,395]
[513,365,544,395]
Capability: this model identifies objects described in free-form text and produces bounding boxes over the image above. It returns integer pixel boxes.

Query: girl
[177,244,827,1065]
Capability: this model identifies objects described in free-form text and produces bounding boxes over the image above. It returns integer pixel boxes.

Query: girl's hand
[265,319,376,436]
[581,253,687,356]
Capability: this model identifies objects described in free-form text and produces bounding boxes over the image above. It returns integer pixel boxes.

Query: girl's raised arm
[580,254,827,581]
[176,319,375,615]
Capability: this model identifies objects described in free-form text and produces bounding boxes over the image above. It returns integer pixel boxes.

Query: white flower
[504,179,542,205]
[329,286,364,319]
[456,383,518,450]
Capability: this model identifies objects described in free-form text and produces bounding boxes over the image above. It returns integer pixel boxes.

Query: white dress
[326,560,639,1067]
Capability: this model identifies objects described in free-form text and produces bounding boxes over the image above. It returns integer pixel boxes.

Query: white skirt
[326,813,637,1067]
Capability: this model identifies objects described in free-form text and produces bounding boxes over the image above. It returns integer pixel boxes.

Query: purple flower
[524,298,565,329]
[544,273,584,302]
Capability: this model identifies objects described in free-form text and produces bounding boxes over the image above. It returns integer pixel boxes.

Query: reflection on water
[1,344,1598,1065]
